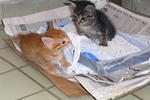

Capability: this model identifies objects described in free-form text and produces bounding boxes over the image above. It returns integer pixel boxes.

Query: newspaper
[2,2,150,100]
[103,3,150,36]
[75,74,150,100]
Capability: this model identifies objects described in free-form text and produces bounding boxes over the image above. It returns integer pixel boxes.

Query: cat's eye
[91,16,94,18]
[62,40,66,44]
[81,17,87,20]
[88,15,94,18]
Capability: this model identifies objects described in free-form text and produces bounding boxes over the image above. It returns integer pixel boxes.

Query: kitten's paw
[78,32,85,35]
[62,62,71,68]
[99,41,108,46]
[48,67,56,73]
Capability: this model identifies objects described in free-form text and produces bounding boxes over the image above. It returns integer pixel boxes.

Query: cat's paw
[78,32,84,35]
[99,41,108,46]
[48,67,56,73]
[62,62,71,68]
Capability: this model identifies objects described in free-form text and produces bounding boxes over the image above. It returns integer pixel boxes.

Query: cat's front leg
[77,29,85,36]
[99,32,108,46]
[75,26,85,36]
[42,60,56,73]
[60,54,71,68]
[78,32,85,35]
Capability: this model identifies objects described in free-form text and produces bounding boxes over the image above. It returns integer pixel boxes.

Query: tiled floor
[0,0,150,100]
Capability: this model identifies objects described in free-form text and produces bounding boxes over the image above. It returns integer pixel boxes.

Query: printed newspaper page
[75,75,150,100]
[103,3,150,36]
[2,6,72,36]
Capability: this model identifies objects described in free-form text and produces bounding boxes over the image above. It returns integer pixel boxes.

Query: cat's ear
[64,0,77,9]
[41,37,54,49]
[85,5,96,13]
[47,22,55,32]
[50,22,55,30]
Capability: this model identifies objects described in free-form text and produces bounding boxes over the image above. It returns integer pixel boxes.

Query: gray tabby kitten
[66,0,116,46]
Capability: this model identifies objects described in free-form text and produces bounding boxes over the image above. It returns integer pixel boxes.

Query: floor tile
[0,39,7,48]
[133,85,150,100]
[119,95,139,100]
[0,47,27,67]
[0,30,8,48]
[20,91,58,100]
[0,24,4,31]
[49,87,94,100]
[0,4,3,24]
[0,30,8,39]
[0,70,43,100]
[21,65,54,88]
[0,58,14,73]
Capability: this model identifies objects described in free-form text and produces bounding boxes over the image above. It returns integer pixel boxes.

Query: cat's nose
[78,19,84,24]
[67,40,72,44]
[78,19,81,24]
[78,19,83,24]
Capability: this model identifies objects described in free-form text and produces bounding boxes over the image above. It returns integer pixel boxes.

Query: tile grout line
[0,57,17,75]
[0,57,47,89]
[0,56,61,100]
[0,57,28,75]
[44,88,61,100]
[0,68,16,75]
[131,94,143,100]
[19,64,62,100]
[1,3,4,19]
[116,81,150,100]
[43,85,63,100]
[46,85,55,90]
[24,65,62,100]
[129,82,150,96]
[17,85,58,100]
[113,94,141,100]
[19,64,29,68]
[29,66,56,86]
[17,89,46,100]
[115,94,130,100]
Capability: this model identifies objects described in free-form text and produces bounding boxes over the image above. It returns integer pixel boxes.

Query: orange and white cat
[12,22,71,73]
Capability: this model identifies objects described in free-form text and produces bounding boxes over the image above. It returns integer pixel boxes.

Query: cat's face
[42,36,71,51]
[68,0,96,26]
[42,23,71,51]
